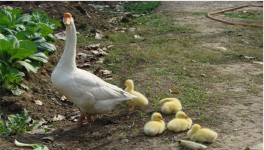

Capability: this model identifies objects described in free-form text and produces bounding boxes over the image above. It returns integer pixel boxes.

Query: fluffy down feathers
[124,79,148,110]
[144,112,166,136]
[160,98,182,114]
[167,111,192,132]
[187,124,218,143]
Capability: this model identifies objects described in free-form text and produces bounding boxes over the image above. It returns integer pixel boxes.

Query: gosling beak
[64,13,72,25]
[185,116,189,119]
[161,118,164,121]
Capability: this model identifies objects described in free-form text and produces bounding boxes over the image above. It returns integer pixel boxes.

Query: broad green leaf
[16,30,34,40]
[9,40,36,62]
[16,59,40,73]
[32,10,42,22]
[36,23,53,37]
[1,28,16,35]
[19,40,37,52]
[1,67,25,93]
[0,10,12,23]
[32,10,61,29]
[45,33,56,42]
[0,13,11,27]
[14,24,26,32]
[50,18,62,28]
[7,9,23,22]
[18,82,29,90]
[10,67,25,77]
[39,14,49,24]
[7,115,16,123]
[24,115,32,123]
[37,42,56,53]
[14,14,32,24]
[0,40,12,62]
[0,34,7,40]
[0,39,12,51]
[28,52,48,63]
[5,35,19,48]
[32,36,46,44]
[25,21,38,33]
[11,88,24,95]
[35,26,41,33]
[14,139,49,150]
[8,48,33,62]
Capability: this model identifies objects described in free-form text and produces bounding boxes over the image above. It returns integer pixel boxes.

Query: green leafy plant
[0,7,61,95]
[0,109,41,136]
[0,63,28,95]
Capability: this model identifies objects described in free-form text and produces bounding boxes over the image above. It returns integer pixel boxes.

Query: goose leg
[86,113,94,122]
[129,106,138,111]
[77,112,86,128]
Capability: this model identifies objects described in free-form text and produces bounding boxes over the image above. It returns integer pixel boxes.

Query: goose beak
[64,13,72,25]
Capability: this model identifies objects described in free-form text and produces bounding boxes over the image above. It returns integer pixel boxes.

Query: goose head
[151,112,164,121]
[63,12,74,26]
[176,111,189,119]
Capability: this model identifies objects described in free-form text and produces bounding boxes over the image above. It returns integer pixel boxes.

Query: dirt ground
[0,1,263,150]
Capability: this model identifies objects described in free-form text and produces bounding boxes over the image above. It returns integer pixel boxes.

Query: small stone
[87,44,100,50]
[122,139,129,143]
[77,52,88,58]
[102,47,107,51]
[61,95,67,101]
[54,31,66,40]
[95,32,103,40]
[34,100,43,106]
[129,28,136,32]
[77,63,91,68]
[91,50,99,55]
[42,136,54,142]
[96,58,105,64]
[133,35,143,39]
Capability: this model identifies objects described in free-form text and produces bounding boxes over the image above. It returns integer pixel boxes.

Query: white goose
[51,13,136,127]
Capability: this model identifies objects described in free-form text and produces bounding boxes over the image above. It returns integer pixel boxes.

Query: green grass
[123,1,162,14]
[192,12,207,15]
[224,10,263,19]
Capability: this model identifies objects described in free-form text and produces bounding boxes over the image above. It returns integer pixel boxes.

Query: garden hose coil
[207,4,263,28]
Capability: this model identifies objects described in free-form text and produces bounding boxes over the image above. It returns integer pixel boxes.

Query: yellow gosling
[187,124,218,143]
[124,79,148,111]
[159,98,182,114]
[167,111,192,132]
[144,112,166,136]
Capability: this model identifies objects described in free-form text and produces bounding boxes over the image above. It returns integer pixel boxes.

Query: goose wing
[74,69,136,101]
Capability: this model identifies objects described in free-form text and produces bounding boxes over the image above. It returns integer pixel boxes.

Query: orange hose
[207,4,263,28]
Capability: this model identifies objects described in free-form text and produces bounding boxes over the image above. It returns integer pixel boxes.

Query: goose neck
[58,23,77,70]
